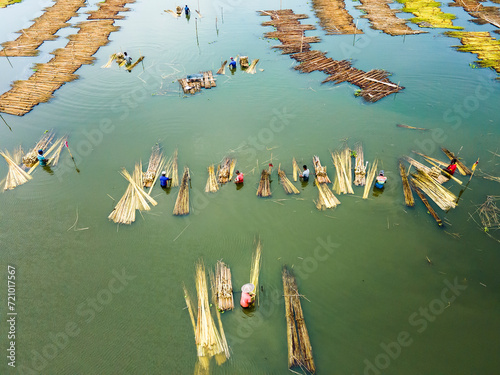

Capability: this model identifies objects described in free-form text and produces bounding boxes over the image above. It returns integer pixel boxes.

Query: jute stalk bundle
[315,179,340,210]
[441,147,472,175]
[165,149,179,187]
[410,170,457,211]
[1,148,32,191]
[22,131,55,167]
[312,155,331,184]
[216,60,227,74]
[282,265,315,374]
[208,269,230,366]
[143,144,165,188]
[205,165,219,193]
[218,158,236,184]
[411,181,442,226]
[48,136,68,166]
[250,238,262,303]
[402,155,448,184]
[353,143,366,186]
[399,160,414,207]
[213,261,234,311]
[278,165,300,194]
[292,157,300,181]
[245,59,259,74]
[173,167,190,215]
[331,150,354,195]
[362,159,378,199]
[257,169,271,197]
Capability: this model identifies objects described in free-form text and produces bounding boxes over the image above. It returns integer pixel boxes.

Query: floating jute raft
[259,10,404,102]
[355,0,426,36]
[444,32,500,76]
[403,155,449,184]
[0,0,87,57]
[143,144,165,188]
[205,164,219,193]
[282,265,315,374]
[178,71,216,94]
[213,261,234,311]
[108,163,158,225]
[396,0,462,29]
[412,180,443,226]
[410,169,457,211]
[0,0,23,8]
[0,0,136,116]
[449,0,500,30]
[164,149,179,188]
[399,159,415,207]
[217,158,236,184]
[353,143,367,186]
[278,165,300,194]
[173,167,190,215]
[315,179,341,209]
[312,155,331,184]
[183,260,230,373]
[311,0,363,35]
[441,147,472,175]
[1,147,32,191]
[331,147,354,195]
[250,238,262,305]
[257,169,271,197]
[362,159,378,199]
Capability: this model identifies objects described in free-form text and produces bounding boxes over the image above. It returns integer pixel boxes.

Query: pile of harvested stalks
[216,60,227,74]
[217,158,236,184]
[278,165,300,194]
[173,167,190,215]
[331,148,354,195]
[245,59,259,74]
[441,147,472,175]
[108,163,158,224]
[399,160,414,207]
[257,169,271,197]
[143,144,165,188]
[22,131,55,167]
[282,265,315,374]
[313,155,331,184]
[316,179,341,209]
[164,149,179,187]
[205,164,219,193]
[410,170,457,211]
[213,261,234,311]
[292,157,300,181]
[250,238,262,304]
[363,159,379,199]
[353,143,367,186]
[403,155,448,184]
[1,148,32,191]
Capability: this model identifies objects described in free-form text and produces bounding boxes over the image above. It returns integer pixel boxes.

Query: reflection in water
[42,165,54,175]
[372,184,384,197]
[236,182,244,191]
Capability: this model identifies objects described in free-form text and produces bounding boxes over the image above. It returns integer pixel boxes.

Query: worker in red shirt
[234,170,244,184]
[444,158,458,175]
[240,283,255,308]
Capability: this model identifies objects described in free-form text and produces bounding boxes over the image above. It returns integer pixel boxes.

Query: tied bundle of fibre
[257,169,271,197]
[278,165,299,194]
[217,158,236,184]
[143,144,165,188]
[173,167,190,215]
[1,147,32,191]
[312,155,331,184]
[205,164,219,193]
[22,131,55,167]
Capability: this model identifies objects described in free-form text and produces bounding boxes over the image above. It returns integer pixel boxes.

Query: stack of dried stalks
[362,160,379,199]
[282,265,315,374]
[399,160,414,207]
[278,165,300,194]
[403,155,448,184]
[22,131,55,167]
[292,157,300,181]
[165,149,179,187]
[173,167,190,215]
[213,261,234,311]
[217,158,236,184]
[312,155,331,184]
[250,238,262,304]
[411,181,442,226]
[216,60,227,74]
[257,169,271,197]
[441,147,472,175]
[143,144,165,188]
[205,165,219,193]
[316,179,341,209]
[245,59,259,74]
[48,136,68,166]
[353,143,367,186]
[1,147,32,191]
[331,149,354,195]
[108,163,158,224]
[410,170,457,211]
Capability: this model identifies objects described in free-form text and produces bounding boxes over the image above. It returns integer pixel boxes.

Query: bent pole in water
[0,114,12,131]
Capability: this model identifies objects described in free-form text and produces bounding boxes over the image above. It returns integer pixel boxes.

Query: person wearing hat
[229,57,236,69]
[240,283,255,308]
[159,171,170,188]
[374,170,387,189]
[37,150,47,166]
[234,170,244,184]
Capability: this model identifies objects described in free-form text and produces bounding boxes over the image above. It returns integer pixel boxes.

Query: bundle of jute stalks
[315,179,340,210]
[312,155,331,184]
[410,169,457,211]
[173,167,190,215]
[143,144,165,188]
[278,165,300,194]
[1,147,32,191]
[331,148,354,195]
[217,158,236,184]
[205,164,219,193]
[22,131,55,167]
[353,143,367,186]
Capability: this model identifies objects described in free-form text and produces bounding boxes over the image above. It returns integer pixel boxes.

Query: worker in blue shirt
[229,57,236,69]
[160,171,170,188]
[184,4,190,14]
[37,150,47,166]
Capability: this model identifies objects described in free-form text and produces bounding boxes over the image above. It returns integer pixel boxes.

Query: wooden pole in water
[3,49,13,68]
[353,19,358,46]
[0,114,12,131]
[195,18,199,46]
[221,7,223,23]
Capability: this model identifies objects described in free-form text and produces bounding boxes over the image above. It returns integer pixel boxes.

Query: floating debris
[397,123,429,131]
[476,196,500,230]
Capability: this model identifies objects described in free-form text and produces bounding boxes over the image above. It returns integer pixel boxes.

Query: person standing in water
[229,57,236,69]
[299,165,309,182]
[159,171,170,188]
[37,150,47,166]
[240,283,255,308]
[374,170,387,189]
[444,158,458,176]
[184,4,190,14]
[234,170,244,184]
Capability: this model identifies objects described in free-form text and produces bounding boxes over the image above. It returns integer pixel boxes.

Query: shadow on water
[42,165,54,175]
[372,185,384,197]
[236,183,244,191]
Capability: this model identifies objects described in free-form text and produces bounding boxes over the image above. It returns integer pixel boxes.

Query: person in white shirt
[299,165,309,182]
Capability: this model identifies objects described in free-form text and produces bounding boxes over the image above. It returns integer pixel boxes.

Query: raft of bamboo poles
[397,0,462,29]
[0,0,87,57]
[362,159,378,199]
[292,158,300,182]
[282,265,315,374]
[355,0,426,36]
[257,169,271,197]
[178,71,216,94]
[449,0,500,30]
[217,158,236,184]
[214,261,233,311]
[312,155,331,184]
[1,148,32,191]
[331,148,354,195]
[108,163,158,224]
[143,144,165,188]
[164,149,179,187]
[22,131,55,167]
[410,170,457,211]
[353,143,367,186]
[316,179,341,209]
[205,164,219,193]
[0,0,134,116]
[399,160,415,206]
[173,167,190,215]
[278,165,300,194]
[86,0,134,19]
[311,0,363,35]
